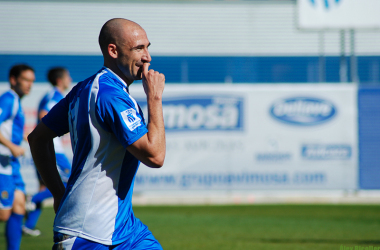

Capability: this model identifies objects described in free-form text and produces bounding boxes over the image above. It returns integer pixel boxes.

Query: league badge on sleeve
[121,108,141,131]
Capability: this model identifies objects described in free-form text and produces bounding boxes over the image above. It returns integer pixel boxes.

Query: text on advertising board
[139,96,244,132]
[270,97,336,126]
[302,144,351,160]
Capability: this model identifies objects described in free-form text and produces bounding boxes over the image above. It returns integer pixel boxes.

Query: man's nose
[142,50,151,63]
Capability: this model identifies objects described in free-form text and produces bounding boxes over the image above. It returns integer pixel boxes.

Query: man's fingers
[143,63,151,76]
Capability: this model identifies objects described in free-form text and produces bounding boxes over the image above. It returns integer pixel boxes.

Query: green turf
[1,204,380,250]
[0,207,55,249]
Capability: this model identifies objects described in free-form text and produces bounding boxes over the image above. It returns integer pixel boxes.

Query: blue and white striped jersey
[37,87,64,124]
[38,87,71,181]
[42,67,148,245]
[0,89,24,175]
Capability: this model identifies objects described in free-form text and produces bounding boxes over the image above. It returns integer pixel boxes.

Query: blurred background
[1,0,380,204]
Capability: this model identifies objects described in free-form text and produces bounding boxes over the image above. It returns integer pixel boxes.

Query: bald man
[28,18,165,250]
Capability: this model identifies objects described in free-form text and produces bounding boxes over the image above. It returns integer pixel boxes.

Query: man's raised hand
[142,63,165,100]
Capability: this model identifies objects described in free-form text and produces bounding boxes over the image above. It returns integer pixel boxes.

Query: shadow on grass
[260,238,380,245]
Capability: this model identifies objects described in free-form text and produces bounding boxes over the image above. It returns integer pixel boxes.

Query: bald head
[98,18,151,85]
[98,18,143,56]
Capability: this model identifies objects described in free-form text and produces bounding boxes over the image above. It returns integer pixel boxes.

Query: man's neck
[103,62,133,86]
[10,87,23,99]
[55,85,65,94]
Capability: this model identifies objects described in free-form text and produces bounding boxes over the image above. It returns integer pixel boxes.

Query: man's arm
[0,132,24,157]
[127,63,166,168]
[28,122,65,213]
[38,110,48,121]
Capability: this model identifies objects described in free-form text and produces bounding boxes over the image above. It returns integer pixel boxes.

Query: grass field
[1,204,380,250]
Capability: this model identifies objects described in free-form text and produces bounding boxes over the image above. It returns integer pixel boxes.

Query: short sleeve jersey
[42,67,148,245]
[37,88,65,155]
[0,90,24,162]
[37,87,71,180]
[37,87,64,124]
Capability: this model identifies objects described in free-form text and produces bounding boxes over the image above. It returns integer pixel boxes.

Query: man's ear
[9,76,16,87]
[108,44,118,59]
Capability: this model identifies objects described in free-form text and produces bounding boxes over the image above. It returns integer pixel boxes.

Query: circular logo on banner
[1,191,9,200]
[309,0,342,9]
[269,97,337,126]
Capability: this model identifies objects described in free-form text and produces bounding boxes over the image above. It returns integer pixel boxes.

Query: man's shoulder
[52,88,64,100]
[71,69,130,106]
[97,87,130,111]
[39,90,53,105]
[97,74,129,100]
[98,70,122,86]
[0,91,15,105]
[66,73,98,100]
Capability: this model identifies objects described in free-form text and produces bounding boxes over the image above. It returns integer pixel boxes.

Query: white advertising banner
[298,0,380,29]
[0,83,358,194]
[131,84,358,191]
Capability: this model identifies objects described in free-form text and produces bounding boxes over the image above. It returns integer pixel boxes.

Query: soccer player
[23,67,72,236]
[0,64,35,250]
[28,18,166,249]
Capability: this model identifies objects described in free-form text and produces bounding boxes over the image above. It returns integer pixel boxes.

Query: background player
[28,18,166,249]
[0,64,35,250]
[23,67,72,236]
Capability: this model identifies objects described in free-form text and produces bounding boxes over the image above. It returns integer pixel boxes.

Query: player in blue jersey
[22,67,72,237]
[28,18,166,249]
[0,64,35,250]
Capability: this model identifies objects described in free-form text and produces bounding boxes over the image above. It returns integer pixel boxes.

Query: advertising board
[131,84,358,191]
[298,0,380,29]
[0,83,358,194]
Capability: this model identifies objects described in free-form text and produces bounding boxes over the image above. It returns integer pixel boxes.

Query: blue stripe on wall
[1,55,380,84]
[358,87,380,189]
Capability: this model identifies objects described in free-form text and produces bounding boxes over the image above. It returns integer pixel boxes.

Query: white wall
[0,1,380,56]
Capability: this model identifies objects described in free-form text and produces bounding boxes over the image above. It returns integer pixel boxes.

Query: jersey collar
[102,67,129,94]
[9,88,20,101]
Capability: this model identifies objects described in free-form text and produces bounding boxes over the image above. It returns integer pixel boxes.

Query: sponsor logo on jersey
[270,97,336,126]
[302,144,351,160]
[1,191,8,200]
[139,96,244,132]
[121,108,141,131]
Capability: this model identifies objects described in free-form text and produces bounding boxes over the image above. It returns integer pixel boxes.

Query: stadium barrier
[0,83,362,196]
